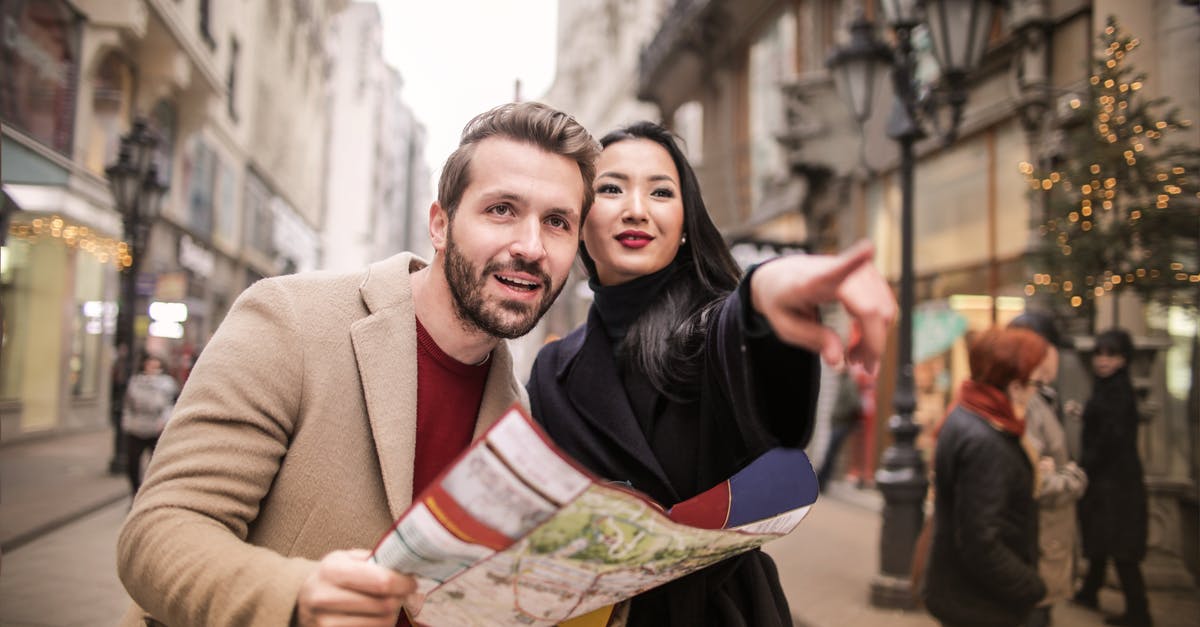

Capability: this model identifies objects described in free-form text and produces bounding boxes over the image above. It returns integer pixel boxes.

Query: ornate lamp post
[105,118,167,474]
[827,0,1004,608]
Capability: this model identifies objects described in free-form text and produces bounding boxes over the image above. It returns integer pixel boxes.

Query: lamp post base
[870,573,919,609]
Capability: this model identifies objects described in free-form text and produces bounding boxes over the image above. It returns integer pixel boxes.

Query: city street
[2,428,1198,626]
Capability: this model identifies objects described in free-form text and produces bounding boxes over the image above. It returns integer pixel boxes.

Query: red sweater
[400,319,491,626]
[412,317,491,496]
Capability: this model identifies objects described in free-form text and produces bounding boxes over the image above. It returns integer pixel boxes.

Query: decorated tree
[1023,16,1200,331]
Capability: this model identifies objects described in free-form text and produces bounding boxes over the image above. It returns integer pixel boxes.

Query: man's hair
[437,102,599,219]
[968,327,1049,390]
[1008,309,1062,348]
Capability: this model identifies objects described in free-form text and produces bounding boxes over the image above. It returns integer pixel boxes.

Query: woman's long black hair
[580,121,742,401]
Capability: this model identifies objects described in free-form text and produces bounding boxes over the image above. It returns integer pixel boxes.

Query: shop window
[0,0,81,156]
[68,248,111,398]
[85,52,134,176]
[0,240,31,401]
[747,8,798,214]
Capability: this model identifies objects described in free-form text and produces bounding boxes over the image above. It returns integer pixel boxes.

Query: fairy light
[8,216,128,268]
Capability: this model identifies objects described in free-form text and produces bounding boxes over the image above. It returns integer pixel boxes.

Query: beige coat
[117,253,526,626]
[1024,391,1088,605]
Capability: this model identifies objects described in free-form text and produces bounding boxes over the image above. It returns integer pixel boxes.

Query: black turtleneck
[589,262,678,342]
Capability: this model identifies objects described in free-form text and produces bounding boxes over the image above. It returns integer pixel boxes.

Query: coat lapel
[558,313,679,503]
[350,253,525,520]
[351,254,422,520]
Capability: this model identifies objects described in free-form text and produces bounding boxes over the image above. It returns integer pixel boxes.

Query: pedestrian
[120,351,178,495]
[1073,328,1152,627]
[116,102,599,627]
[1009,311,1088,627]
[526,121,897,627]
[922,327,1048,627]
[817,364,865,490]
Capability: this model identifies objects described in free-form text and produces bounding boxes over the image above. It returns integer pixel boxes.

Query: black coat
[1078,368,1148,561]
[527,284,820,627]
[922,406,1046,627]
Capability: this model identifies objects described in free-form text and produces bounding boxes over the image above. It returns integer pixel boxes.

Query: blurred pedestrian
[120,352,178,495]
[527,121,896,626]
[817,364,864,490]
[922,327,1048,627]
[1009,311,1088,627]
[1073,328,1152,627]
[116,102,599,627]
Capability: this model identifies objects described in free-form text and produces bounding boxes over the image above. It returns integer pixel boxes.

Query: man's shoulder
[241,252,425,313]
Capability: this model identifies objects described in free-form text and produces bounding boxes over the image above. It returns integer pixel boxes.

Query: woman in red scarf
[921,328,1049,627]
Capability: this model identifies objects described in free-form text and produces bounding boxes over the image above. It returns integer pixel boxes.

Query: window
[84,53,133,176]
[747,9,798,213]
[0,0,81,155]
[214,161,238,244]
[243,171,276,256]
[226,37,239,121]
[673,101,704,166]
[149,100,177,185]
[185,139,216,235]
[198,0,215,49]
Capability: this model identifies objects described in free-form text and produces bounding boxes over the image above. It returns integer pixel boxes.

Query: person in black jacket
[526,122,897,627]
[1073,328,1152,627]
[922,327,1049,626]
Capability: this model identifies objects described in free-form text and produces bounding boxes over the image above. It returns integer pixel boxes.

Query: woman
[121,352,179,495]
[527,122,894,626]
[922,328,1048,627]
[1074,329,1151,627]
[1008,311,1088,627]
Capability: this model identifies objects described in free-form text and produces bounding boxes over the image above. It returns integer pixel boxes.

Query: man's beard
[443,232,564,340]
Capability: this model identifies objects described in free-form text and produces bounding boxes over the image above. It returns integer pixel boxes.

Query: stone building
[0,0,344,439]
[547,0,1199,585]
[322,1,431,272]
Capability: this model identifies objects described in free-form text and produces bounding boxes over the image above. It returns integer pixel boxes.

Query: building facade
[1,0,345,440]
[322,2,431,272]
[549,0,1199,584]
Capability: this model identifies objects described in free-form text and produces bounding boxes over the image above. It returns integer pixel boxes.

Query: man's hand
[296,549,418,626]
[750,240,897,372]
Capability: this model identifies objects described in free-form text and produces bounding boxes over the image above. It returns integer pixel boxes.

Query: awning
[912,307,969,363]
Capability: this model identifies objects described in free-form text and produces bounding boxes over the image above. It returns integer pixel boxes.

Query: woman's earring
[681,235,688,245]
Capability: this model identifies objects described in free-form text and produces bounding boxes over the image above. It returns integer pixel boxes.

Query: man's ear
[429,201,449,252]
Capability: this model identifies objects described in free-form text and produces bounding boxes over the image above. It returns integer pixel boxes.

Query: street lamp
[827,0,1004,609]
[105,118,167,474]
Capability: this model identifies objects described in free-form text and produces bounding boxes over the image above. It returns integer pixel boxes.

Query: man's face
[431,137,583,339]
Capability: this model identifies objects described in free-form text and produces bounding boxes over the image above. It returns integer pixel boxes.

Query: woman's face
[1092,351,1126,378]
[583,139,685,286]
[1006,379,1037,420]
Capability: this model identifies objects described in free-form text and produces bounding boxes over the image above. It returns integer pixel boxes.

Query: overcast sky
[376,1,559,190]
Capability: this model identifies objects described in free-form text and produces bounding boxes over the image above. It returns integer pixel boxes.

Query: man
[116,102,599,627]
[1009,311,1088,627]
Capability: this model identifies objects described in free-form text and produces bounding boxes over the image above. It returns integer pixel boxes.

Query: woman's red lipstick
[616,230,653,249]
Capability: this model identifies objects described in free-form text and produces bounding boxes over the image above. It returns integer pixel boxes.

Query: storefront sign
[179,233,215,277]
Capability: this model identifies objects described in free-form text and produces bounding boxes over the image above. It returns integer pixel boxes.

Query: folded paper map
[370,404,818,626]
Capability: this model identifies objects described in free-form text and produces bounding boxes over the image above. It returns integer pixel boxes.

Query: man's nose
[509,218,547,261]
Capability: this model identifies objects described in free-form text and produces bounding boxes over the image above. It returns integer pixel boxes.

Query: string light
[9,216,129,268]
